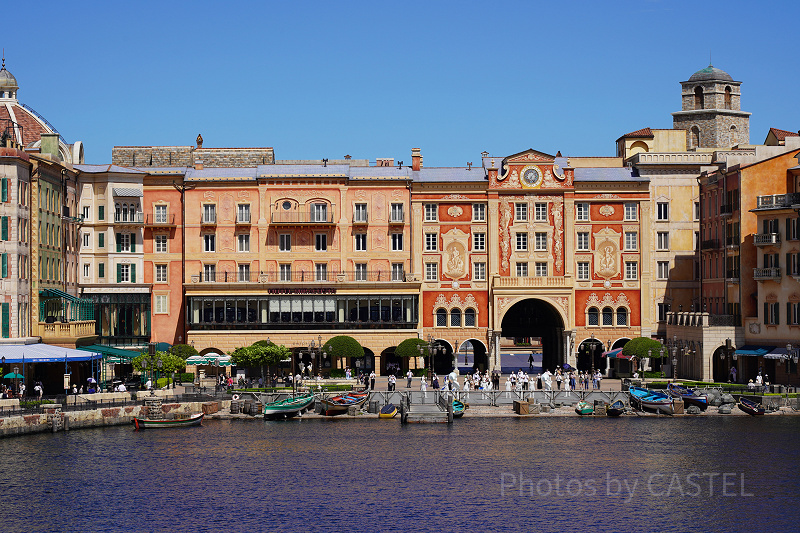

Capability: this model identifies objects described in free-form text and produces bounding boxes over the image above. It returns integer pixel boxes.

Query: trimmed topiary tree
[323,335,364,371]
[621,337,666,371]
[170,344,198,359]
[395,338,429,359]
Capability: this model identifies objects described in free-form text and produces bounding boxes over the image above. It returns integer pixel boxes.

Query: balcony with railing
[701,239,720,250]
[236,214,252,225]
[191,269,408,284]
[352,213,369,225]
[492,276,572,288]
[719,204,734,217]
[201,214,217,225]
[145,213,176,227]
[754,233,780,246]
[755,193,800,210]
[753,267,781,281]
[114,212,144,224]
[388,213,405,224]
[271,209,334,225]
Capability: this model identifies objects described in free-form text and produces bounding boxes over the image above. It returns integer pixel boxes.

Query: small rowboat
[452,400,466,418]
[606,400,625,417]
[737,396,765,416]
[134,413,204,430]
[263,393,315,419]
[318,390,370,416]
[575,401,594,416]
[667,383,708,411]
[379,403,398,419]
[628,386,674,415]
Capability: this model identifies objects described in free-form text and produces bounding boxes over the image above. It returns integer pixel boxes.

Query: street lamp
[13,366,19,396]
[589,333,596,375]
[417,335,445,386]
[141,342,163,395]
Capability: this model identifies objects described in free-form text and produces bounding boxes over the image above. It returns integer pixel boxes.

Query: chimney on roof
[377,158,394,167]
[411,148,421,171]
[194,159,203,170]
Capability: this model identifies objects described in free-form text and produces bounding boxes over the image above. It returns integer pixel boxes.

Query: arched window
[464,308,476,327]
[450,308,462,327]
[115,203,121,221]
[436,308,447,327]
[694,86,704,109]
[602,307,614,326]
[691,126,701,149]
[588,307,599,326]
[616,307,628,326]
[729,125,737,145]
[724,86,732,109]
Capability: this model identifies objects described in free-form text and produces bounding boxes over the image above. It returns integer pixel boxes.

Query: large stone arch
[457,339,488,374]
[499,297,567,372]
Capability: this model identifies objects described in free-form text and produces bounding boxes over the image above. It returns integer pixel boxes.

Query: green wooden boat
[134,413,204,430]
[263,393,315,419]
[575,401,594,416]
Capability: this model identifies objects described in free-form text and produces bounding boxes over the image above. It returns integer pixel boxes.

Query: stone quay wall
[0,400,228,439]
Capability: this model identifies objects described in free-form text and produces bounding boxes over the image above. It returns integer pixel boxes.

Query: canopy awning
[734,345,774,357]
[764,346,792,359]
[601,348,626,358]
[0,344,103,363]
[78,344,141,363]
[40,288,81,302]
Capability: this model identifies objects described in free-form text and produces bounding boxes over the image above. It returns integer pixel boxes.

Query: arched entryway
[500,298,565,372]
[576,338,605,372]
[353,348,375,377]
[381,347,403,376]
[457,339,488,374]
[430,339,454,376]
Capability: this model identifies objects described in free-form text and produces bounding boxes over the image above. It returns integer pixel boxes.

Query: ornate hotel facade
[3,59,799,383]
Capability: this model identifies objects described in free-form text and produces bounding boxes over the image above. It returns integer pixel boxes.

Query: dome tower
[671,64,751,150]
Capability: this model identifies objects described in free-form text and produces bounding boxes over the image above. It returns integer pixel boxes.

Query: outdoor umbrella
[3,372,24,379]
[87,377,97,383]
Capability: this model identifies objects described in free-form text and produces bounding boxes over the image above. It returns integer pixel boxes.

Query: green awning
[41,288,82,302]
[78,344,141,362]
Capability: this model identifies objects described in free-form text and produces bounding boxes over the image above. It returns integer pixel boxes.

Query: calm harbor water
[1,416,799,532]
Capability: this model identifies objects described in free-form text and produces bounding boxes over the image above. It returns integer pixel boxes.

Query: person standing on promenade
[730,366,737,383]
[555,369,563,390]
[369,371,376,390]
[420,376,427,398]
[363,373,369,390]
[432,374,440,390]
[406,369,413,388]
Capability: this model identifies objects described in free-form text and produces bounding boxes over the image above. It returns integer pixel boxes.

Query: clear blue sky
[5,0,799,165]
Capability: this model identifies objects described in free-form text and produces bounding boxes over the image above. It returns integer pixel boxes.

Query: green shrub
[411,368,428,377]
[180,372,194,382]
[329,369,346,378]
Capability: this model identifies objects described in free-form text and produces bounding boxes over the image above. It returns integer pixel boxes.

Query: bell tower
[672,64,750,150]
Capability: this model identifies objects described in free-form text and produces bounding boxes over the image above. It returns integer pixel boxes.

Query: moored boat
[452,400,466,418]
[667,383,708,411]
[318,390,370,416]
[737,396,765,416]
[263,393,315,419]
[134,413,204,430]
[606,400,625,417]
[379,403,398,419]
[628,386,674,415]
[575,401,594,416]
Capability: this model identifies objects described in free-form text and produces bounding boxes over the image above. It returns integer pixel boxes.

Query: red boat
[318,389,369,416]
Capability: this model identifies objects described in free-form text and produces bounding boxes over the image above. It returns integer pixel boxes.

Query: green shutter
[1,216,7,240]
[776,304,780,325]
[1,253,6,277]
[98,205,104,221]
[131,263,136,283]
[117,263,122,283]
[1,303,9,338]
[99,262,105,278]
[99,233,104,248]
[130,233,136,253]
[1,178,7,202]
[116,233,122,252]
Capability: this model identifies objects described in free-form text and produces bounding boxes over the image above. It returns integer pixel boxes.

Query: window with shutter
[1,216,7,240]
[1,178,7,202]
[1,253,6,277]
[131,263,136,283]
[98,205,105,221]
[116,233,122,252]
[117,263,122,283]
[130,234,136,253]
[1,303,9,338]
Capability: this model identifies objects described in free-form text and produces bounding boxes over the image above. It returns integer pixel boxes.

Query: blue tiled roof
[258,164,349,178]
[185,167,257,181]
[75,164,145,174]
[412,167,487,182]
[573,167,648,182]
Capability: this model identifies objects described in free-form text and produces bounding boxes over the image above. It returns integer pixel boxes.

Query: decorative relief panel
[203,191,215,200]
[551,199,564,272]
[237,191,250,200]
[593,227,621,279]
[220,193,235,223]
[442,229,469,280]
[434,293,478,310]
[594,194,620,199]
[584,292,629,311]
[447,205,463,217]
[371,230,386,250]
[499,201,513,272]
[219,229,234,252]
[599,205,615,217]
[442,194,470,200]
[373,193,386,221]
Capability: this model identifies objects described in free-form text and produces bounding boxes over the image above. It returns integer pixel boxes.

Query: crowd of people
[1,381,43,400]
